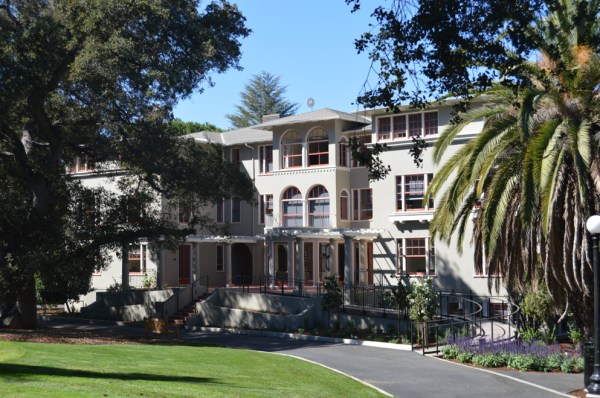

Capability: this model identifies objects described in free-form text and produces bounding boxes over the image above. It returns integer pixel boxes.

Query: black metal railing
[160,274,210,320]
[258,275,322,297]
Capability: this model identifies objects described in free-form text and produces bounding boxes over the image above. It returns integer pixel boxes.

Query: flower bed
[441,337,583,373]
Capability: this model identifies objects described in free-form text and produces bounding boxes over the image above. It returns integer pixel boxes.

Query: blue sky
[173,0,378,130]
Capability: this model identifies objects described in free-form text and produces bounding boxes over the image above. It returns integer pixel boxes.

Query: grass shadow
[0,363,219,385]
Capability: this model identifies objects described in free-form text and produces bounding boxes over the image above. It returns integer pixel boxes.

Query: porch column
[296,238,304,294]
[328,239,336,278]
[121,244,130,291]
[267,239,275,287]
[225,242,232,287]
[287,239,295,286]
[149,241,163,290]
[343,236,353,288]
[359,240,366,284]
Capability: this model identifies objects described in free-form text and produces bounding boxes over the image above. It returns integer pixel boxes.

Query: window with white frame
[259,145,273,174]
[352,188,372,220]
[231,199,241,223]
[308,185,330,227]
[216,245,224,272]
[377,117,391,140]
[338,137,349,167]
[216,198,224,223]
[376,111,438,142]
[307,128,329,166]
[396,174,434,211]
[128,243,147,274]
[281,130,302,168]
[340,190,349,220]
[282,187,303,227]
[259,194,273,224]
[397,238,435,276]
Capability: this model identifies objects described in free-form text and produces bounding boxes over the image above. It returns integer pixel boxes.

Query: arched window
[307,128,329,166]
[338,137,349,167]
[308,185,330,227]
[340,190,349,220]
[281,130,302,168]
[282,187,303,227]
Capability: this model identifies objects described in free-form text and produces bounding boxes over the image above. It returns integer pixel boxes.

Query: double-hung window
[397,238,435,276]
[281,131,302,168]
[216,199,224,223]
[282,187,303,227]
[307,128,329,166]
[128,244,147,274]
[396,174,434,211]
[259,194,273,225]
[259,145,273,174]
[375,112,438,142]
[308,185,330,227]
[352,188,372,220]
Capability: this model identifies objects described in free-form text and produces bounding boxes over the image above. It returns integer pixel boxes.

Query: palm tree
[427,0,600,332]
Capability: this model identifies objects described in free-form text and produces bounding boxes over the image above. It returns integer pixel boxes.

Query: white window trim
[352,188,373,221]
[397,237,435,277]
[375,111,438,142]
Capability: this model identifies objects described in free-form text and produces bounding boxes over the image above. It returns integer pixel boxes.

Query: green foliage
[520,285,553,330]
[226,71,299,128]
[471,354,505,368]
[169,119,223,135]
[440,344,459,359]
[321,274,343,312]
[408,278,439,322]
[0,0,253,327]
[520,327,542,343]
[568,321,584,348]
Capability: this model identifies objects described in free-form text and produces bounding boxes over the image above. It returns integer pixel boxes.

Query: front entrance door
[178,245,191,285]
[304,242,313,284]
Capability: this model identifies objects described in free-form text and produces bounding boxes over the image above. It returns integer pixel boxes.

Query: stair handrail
[160,274,210,320]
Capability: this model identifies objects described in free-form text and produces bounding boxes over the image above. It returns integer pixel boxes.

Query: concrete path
[39,318,583,398]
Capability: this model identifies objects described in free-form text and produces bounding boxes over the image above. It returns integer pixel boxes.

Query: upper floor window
[397,238,435,276]
[231,199,241,223]
[281,130,302,169]
[377,118,391,141]
[259,145,273,174]
[308,185,330,227]
[259,194,273,224]
[307,128,329,166]
[282,187,303,227]
[340,190,349,220]
[396,174,434,211]
[352,188,372,220]
[376,111,438,142]
[338,137,349,167]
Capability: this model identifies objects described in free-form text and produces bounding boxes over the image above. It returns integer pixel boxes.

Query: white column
[268,239,275,287]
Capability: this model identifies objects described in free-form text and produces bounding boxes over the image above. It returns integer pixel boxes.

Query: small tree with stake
[321,275,342,330]
[383,274,409,336]
[408,278,439,346]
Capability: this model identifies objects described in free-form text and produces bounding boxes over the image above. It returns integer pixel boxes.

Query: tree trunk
[3,275,37,329]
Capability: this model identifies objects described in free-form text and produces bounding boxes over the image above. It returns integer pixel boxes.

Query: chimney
[262,113,280,123]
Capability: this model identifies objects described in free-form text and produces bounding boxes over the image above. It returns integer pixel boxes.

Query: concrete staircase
[168,292,211,327]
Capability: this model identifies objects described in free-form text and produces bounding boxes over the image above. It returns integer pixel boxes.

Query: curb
[184,325,413,351]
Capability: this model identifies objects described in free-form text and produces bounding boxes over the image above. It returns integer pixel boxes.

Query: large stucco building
[76,101,504,306]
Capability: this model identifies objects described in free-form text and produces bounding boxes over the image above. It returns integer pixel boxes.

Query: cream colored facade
[79,103,505,305]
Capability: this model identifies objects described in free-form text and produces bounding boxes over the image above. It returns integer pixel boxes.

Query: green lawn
[0,341,385,397]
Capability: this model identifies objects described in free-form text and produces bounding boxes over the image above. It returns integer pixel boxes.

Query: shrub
[441,344,459,359]
[456,351,473,363]
[472,354,505,368]
[507,354,536,371]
